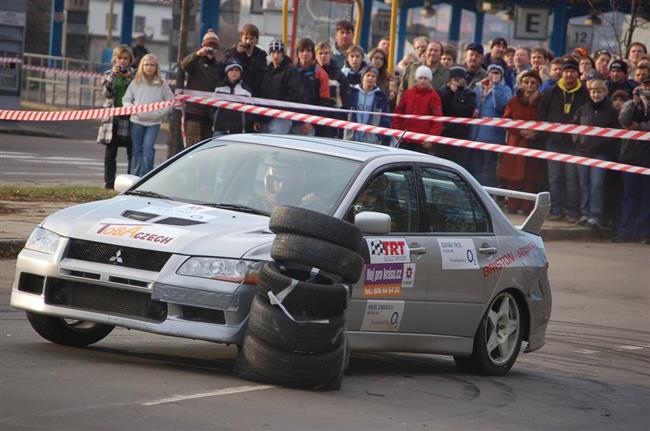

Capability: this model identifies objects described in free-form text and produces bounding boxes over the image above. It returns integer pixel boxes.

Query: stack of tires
[234,206,364,390]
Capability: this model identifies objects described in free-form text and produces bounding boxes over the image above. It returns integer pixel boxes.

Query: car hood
[41,196,273,258]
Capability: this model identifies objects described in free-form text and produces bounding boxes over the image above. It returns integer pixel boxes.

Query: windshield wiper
[205,203,269,216]
[125,190,171,200]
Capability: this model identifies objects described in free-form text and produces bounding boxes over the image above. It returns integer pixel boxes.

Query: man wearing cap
[436,66,477,164]
[606,59,638,97]
[392,65,443,153]
[464,43,488,88]
[482,37,515,90]
[211,58,254,136]
[258,39,302,134]
[538,58,590,222]
[225,24,268,96]
[181,29,224,146]
[397,41,449,104]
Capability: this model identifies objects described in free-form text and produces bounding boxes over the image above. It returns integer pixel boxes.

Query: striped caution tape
[0,100,175,121]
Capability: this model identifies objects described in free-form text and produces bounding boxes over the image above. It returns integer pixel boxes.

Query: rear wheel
[454,291,522,376]
[26,312,114,347]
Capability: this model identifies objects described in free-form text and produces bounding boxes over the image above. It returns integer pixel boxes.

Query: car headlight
[24,227,61,255]
[177,257,262,283]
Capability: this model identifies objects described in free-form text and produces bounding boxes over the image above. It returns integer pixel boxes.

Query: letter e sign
[514,6,549,40]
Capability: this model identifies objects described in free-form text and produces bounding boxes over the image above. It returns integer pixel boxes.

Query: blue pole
[49,0,64,66]
[550,0,567,56]
[449,3,462,43]
[359,0,373,52]
[200,0,221,46]
[474,11,484,45]
[121,0,135,47]
[396,4,408,65]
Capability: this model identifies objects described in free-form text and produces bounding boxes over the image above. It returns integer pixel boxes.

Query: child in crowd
[212,58,254,136]
[344,66,391,145]
[123,54,174,177]
[341,45,368,87]
[572,79,621,229]
[611,90,629,111]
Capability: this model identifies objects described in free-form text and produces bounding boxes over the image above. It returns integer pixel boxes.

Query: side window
[420,166,492,233]
[346,168,419,233]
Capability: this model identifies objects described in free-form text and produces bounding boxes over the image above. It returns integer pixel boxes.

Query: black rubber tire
[269,205,363,252]
[26,312,114,347]
[236,333,346,389]
[271,233,364,283]
[257,262,348,316]
[247,293,345,354]
[453,291,523,376]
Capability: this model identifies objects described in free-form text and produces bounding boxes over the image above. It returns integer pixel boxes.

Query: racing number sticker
[360,300,405,332]
[437,238,480,269]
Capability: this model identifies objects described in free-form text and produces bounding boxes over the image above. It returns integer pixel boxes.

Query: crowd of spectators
[99,21,650,244]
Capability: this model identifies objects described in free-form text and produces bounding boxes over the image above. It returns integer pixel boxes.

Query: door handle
[478,246,498,255]
[410,246,427,255]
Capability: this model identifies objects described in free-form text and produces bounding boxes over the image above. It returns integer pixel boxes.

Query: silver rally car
[11,134,552,375]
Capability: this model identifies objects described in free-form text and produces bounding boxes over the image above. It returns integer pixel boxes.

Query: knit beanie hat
[562,59,580,72]
[224,58,243,73]
[487,63,504,75]
[268,39,285,54]
[449,65,467,81]
[201,29,220,46]
[415,65,432,81]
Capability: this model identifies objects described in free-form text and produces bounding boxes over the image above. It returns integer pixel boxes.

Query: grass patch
[0,186,117,202]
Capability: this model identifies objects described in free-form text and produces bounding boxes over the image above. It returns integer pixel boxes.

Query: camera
[119,66,129,74]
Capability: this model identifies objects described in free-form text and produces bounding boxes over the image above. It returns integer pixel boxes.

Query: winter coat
[537,78,590,146]
[571,99,620,156]
[343,85,391,145]
[498,90,545,182]
[472,78,512,144]
[224,45,268,96]
[606,79,638,98]
[480,54,515,90]
[180,52,223,120]
[259,57,302,103]
[392,86,443,137]
[122,77,174,126]
[97,68,134,145]
[618,99,650,167]
[341,61,367,88]
[296,63,330,106]
[397,61,449,104]
[465,65,488,88]
[437,85,477,139]
[321,61,349,107]
[211,79,253,134]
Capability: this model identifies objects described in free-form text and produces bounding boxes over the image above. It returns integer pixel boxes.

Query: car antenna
[393,130,408,148]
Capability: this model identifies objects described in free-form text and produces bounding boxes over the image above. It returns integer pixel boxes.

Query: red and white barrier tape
[182,89,650,142]
[175,94,650,176]
[0,100,175,121]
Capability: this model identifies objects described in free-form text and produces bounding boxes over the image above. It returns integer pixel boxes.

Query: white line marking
[574,349,600,354]
[616,345,644,351]
[142,384,275,406]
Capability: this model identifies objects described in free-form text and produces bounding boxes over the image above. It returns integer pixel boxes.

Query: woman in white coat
[123,54,174,176]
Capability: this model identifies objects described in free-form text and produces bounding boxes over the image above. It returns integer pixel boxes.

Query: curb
[0,126,65,139]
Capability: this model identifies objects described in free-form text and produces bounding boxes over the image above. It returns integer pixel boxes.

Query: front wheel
[26,312,114,347]
[454,291,522,376]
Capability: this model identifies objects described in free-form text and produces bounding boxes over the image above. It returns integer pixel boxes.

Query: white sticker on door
[366,238,410,264]
[360,300,405,332]
[437,238,479,269]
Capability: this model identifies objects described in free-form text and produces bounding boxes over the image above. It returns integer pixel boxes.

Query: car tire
[247,293,345,354]
[269,206,363,252]
[236,333,346,389]
[257,261,348,316]
[271,233,364,283]
[26,312,114,347]
[453,291,523,376]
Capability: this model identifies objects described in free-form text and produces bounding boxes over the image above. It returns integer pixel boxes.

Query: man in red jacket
[392,65,443,153]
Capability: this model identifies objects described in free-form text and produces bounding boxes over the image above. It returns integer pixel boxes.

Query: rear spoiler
[483,187,551,235]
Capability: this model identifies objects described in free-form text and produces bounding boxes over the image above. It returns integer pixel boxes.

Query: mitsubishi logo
[109,249,123,264]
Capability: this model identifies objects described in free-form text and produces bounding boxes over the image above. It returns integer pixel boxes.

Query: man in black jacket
[316,40,348,137]
[606,59,638,98]
[538,59,590,222]
[224,24,267,96]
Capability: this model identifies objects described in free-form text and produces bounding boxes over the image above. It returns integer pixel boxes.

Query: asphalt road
[1,242,649,431]
[0,132,169,186]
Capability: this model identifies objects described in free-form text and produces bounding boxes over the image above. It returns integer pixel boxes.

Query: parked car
[11,134,552,375]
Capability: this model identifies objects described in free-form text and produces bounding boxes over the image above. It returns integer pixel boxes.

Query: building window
[134,16,146,34]
[105,13,117,31]
[161,18,172,36]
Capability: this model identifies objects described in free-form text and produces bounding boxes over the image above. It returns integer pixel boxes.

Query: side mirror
[114,174,140,193]
[355,211,391,234]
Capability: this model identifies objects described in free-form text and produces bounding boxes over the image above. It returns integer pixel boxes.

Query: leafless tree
[587,0,649,57]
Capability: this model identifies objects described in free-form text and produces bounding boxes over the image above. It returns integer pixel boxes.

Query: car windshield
[134,141,361,215]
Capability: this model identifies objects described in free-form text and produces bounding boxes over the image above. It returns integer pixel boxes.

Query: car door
[344,165,433,335]
[417,164,500,338]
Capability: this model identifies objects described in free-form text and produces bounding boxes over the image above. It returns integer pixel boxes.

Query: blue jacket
[344,85,391,145]
[472,79,512,144]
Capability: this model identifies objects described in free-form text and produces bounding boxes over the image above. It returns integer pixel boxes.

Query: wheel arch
[501,287,530,344]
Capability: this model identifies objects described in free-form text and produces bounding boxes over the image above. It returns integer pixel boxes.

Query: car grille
[66,239,172,272]
[45,278,167,322]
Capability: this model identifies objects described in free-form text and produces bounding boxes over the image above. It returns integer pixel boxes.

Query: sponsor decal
[366,238,410,264]
[138,205,218,222]
[437,238,479,270]
[483,241,539,277]
[363,263,416,297]
[89,219,185,246]
[360,300,405,332]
